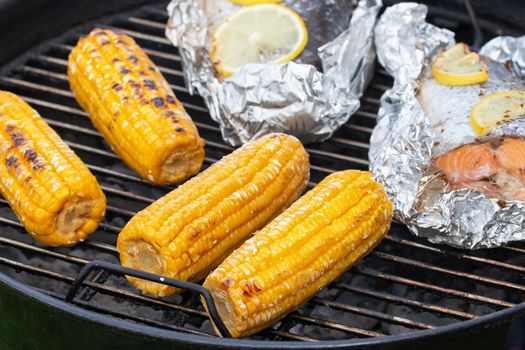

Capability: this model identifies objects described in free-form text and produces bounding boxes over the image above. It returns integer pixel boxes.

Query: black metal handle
[65,260,232,338]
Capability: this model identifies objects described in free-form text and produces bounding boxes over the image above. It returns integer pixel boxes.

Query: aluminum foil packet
[166,0,382,146]
[370,2,525,249]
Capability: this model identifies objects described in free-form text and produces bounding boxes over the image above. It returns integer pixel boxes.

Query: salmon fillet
[496,138,525,180]
[434,143,498,184]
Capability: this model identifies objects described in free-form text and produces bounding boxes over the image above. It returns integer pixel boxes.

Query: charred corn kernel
[117,133,309,297]
[203,170,393,338]
[0,91,106,246]
[68,29,204,185]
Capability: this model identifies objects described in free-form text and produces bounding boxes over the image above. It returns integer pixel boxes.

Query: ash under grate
[0,1,523,343]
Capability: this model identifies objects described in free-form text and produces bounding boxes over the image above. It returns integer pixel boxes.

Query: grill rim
[0,1,524,348]
[2,272,524,349]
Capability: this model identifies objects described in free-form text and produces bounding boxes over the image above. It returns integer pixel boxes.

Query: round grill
[0,1,523,348]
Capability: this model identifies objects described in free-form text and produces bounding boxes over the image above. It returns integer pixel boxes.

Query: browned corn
[117,133,309,297]
[0,91,106,246]
[68,28,204,185]
[203,170,393,337]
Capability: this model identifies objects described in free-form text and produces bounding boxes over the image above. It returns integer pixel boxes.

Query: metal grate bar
[0,235,88,265]
[371,251,525,292]
[290,314,382,338]
[384,235,525,274]
[128,16,168,30]
[104,25,172,45]
[344,123,373,133]
[335,283,477,320]
[311,297,434,329]
[356,267,515,308]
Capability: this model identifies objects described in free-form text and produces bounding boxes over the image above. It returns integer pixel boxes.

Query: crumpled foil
[166,0,382,146]
[370,2,525,249]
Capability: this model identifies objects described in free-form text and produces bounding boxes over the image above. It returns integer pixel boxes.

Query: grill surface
[0,1,524,345]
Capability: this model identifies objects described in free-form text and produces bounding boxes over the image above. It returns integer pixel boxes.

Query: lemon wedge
[210,4,308,78]
[432,43,489,86]
[470,90,525,136]
[230,0,283,5]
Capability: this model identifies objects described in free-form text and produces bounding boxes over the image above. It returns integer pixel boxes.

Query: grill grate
[0,1,524,343]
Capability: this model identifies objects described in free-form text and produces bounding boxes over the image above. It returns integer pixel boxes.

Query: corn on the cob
[0,91,106,246]
[117,133,309,297]
[202,170,393,338]
[68,29,205,185]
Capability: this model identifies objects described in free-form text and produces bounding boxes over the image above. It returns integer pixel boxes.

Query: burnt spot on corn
[111,57,121,63]
[127,55,139,63]
[165,95,177,105]
[6,125,27,147]
[143,79,157,91]
[6,155,18,169]
[120,68,131,75]
[22,149,44,171]
[112,83,123,91]
[23,149,38,162]
[241,281,261,297]
[163,110,179,123]
[129,80,140,89]
[221,278,233,289]
[100,39,110,46]
[31,159,44,171]
[138,70,146,76]
[151,97,165,108]
[175,127,185,133]
[147,65,156,72]
[24,176,32,185]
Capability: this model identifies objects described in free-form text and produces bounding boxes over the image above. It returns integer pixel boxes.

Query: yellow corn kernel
[0,91,106,246]
[68,28,204,185]
[117,133,310,297]
[203,170,393,337]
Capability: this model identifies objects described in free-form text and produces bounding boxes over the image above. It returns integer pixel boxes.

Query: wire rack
[0,1,523,343]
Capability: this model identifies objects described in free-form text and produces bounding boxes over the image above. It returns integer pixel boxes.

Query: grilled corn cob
[68,29,204,185]
[0,91,106,246]
[118,133,309,296]
[203,170,393,338]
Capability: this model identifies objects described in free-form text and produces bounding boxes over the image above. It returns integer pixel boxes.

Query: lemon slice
[210,4,308,78]
[432,43,489,86]
[230,0,283,5]
[470,90,525,136]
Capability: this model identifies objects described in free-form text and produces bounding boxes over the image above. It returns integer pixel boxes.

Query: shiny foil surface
[166,0,382,146]
[370,3,525,249]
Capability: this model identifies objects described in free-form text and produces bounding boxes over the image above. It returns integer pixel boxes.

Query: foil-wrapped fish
[370,2,525,249]
[417,60,522,156]
[417,57,525,202]
[166,0,381,146]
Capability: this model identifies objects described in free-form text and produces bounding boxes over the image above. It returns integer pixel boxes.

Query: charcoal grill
[0,0,524,349]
